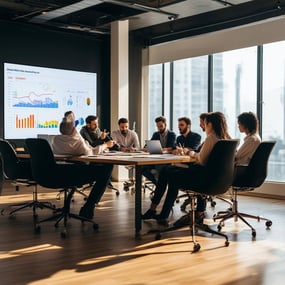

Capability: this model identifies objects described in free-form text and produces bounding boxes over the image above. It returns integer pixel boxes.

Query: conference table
[17,151,194,237]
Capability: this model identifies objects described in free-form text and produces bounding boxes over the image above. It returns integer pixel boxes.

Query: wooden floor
[0,181,285,285]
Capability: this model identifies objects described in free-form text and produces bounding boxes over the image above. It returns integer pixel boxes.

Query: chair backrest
[0,139,21,179]
[200,139,239,195]
[232,141,276,188]
[0,139,34,181]
[25,138,94,189]
[25,138,58,186]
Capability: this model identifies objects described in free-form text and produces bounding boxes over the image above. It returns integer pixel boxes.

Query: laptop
[145,140,165,154]
[37,134,55,146]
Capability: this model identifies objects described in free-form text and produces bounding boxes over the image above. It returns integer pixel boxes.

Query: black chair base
[148,193,230,253]
[107,182,120,195]
[1,182,56,221]
[36,188,98,237]
[56,183,92,201]
[213,190,273,238]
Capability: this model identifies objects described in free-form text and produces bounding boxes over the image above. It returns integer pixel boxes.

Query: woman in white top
[235,112,261,165]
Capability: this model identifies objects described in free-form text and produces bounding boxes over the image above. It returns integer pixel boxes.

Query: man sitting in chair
[52,118,115,221]
[111,117,140,188]
[142,116,176,186]
[80,115,112,147]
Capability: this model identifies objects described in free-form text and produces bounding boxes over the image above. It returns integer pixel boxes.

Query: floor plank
[0,181,285,285]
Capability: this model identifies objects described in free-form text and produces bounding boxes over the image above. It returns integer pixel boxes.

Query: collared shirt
[111,129,140,150]
[235,133,261,165]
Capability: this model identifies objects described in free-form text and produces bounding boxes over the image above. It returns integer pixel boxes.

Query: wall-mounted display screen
[4,63,97,139]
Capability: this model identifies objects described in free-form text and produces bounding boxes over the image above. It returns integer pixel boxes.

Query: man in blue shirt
[173,117,201,155]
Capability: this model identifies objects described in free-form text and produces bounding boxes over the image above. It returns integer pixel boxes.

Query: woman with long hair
[142,111,231,226]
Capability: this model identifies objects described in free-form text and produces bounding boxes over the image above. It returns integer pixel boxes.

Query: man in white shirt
[111,118,140,188]
[111,118,140,151]
[52,118,115,221]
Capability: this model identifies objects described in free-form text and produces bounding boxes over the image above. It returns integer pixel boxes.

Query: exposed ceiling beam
[104,0,179,19]
[29,0,102,23]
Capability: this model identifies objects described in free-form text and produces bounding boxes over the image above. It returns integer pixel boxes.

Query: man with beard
[80,115,111,147]
[111,118,140,189]
[142,116,176,186]
[173,117,201,155]
[150,116,176,152]
[111,117,140,151]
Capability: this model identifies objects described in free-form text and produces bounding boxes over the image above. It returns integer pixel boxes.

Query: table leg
[135,165,142,238]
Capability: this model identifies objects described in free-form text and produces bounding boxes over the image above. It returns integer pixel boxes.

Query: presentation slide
[4,63,97,139]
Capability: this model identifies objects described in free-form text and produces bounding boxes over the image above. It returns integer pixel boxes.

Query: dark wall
[0,22,110,147]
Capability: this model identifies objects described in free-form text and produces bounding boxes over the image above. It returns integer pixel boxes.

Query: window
[263,41,285,182]
[172,57,208,136]
[213,47,257,139]
[148,42,285,183]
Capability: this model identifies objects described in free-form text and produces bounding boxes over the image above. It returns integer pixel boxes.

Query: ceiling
[0,0,284,44]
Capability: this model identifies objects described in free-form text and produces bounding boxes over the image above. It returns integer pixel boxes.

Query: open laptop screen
[145,140,164,154]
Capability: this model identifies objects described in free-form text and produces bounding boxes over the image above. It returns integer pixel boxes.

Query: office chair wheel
[115,190,120,196]
[217,224,222,231]
[1,209,4,215]
[252,230,256,238]
[211,201,216,207]
[265,220,272,228]
[93,223,99,230]
[61,229,67,238]
[193,243,201,253]
[225,240,230,247]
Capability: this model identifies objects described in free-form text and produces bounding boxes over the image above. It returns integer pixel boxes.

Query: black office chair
[213,141,276,238]
[25,138,98,237]
[149,139,239,253]
[0,139,55,226]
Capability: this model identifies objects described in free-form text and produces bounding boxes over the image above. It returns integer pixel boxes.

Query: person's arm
[167,131,177,149]
[190,133,202,151]
[164,131,176,152]
[132,131,141,150]
[80,128,91,142]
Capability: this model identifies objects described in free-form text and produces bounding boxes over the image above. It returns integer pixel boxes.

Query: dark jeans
[141,165,165,186]
[83,163,113,207]
[152,164,206,219]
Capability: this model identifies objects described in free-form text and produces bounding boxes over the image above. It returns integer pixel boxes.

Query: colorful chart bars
[16,114,35,128]
[16,115,59,129]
